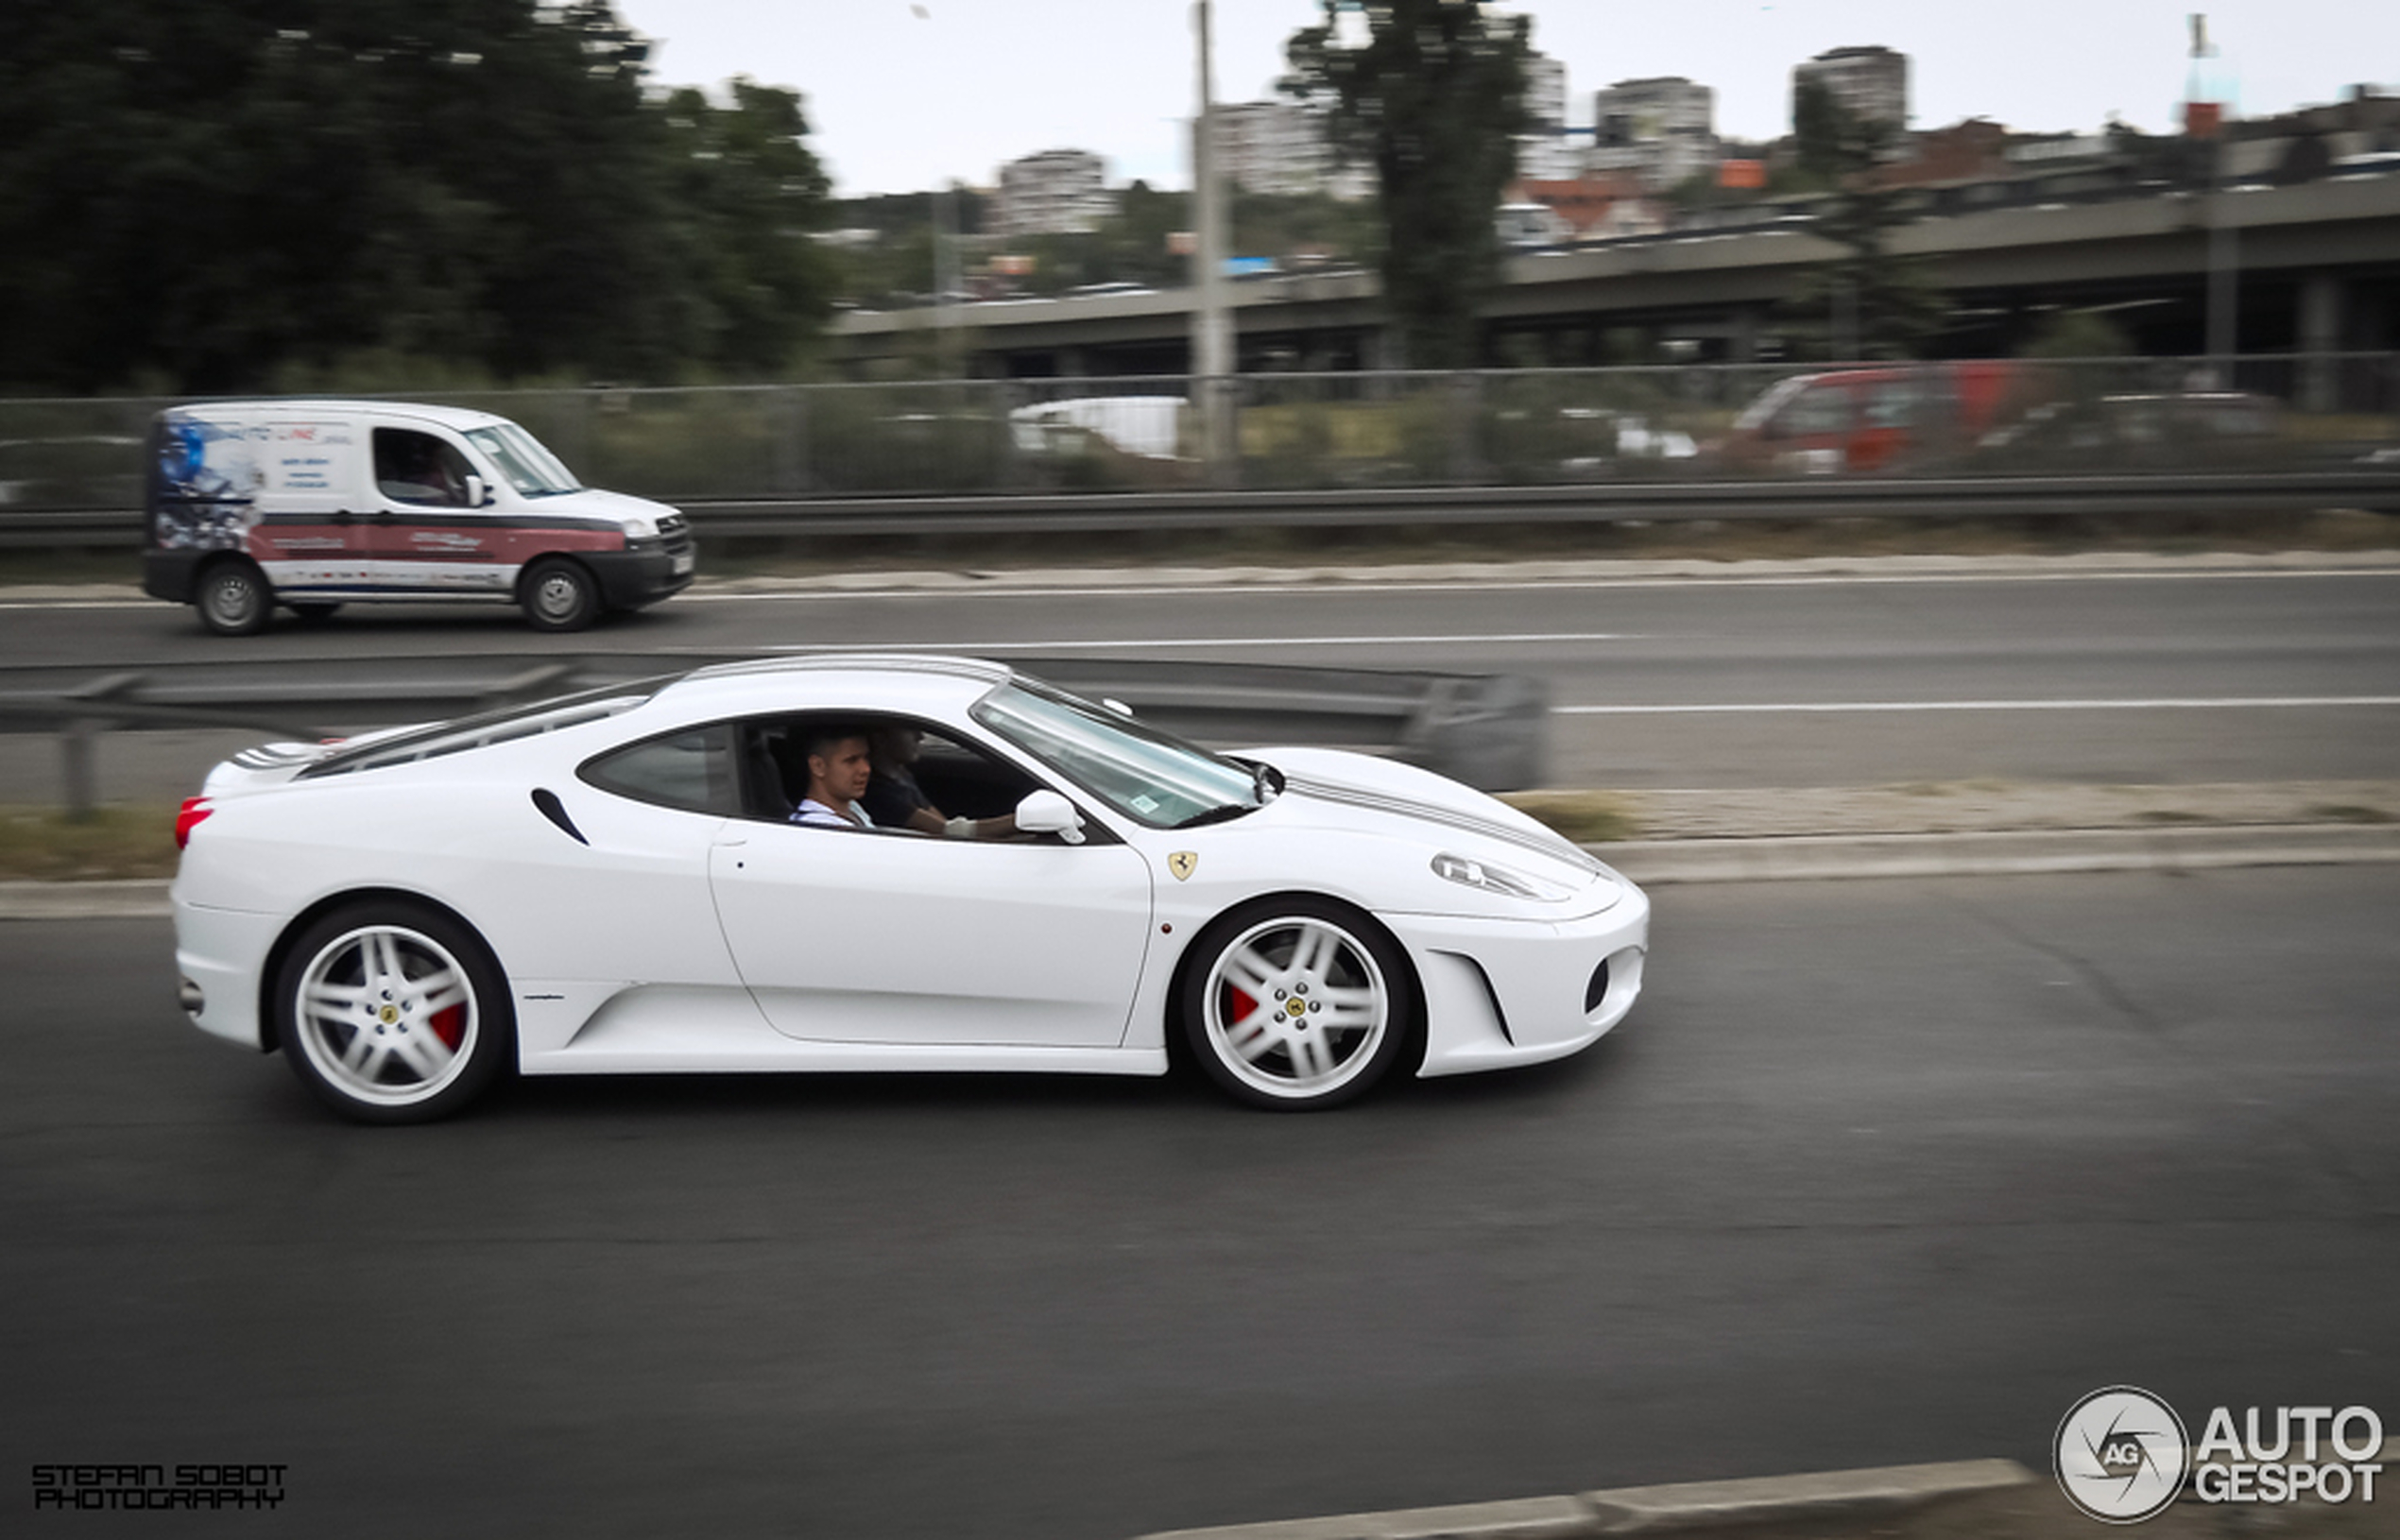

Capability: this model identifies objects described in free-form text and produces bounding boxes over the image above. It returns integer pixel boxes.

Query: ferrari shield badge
[1168,851,1199,881]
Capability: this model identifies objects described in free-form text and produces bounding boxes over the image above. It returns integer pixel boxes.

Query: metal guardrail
[0,652,1550,815]
[9,471,2400,549]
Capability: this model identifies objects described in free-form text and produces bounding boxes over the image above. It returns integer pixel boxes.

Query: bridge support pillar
[2299,270,2345,414]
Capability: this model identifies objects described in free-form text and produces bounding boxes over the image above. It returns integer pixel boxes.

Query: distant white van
[140,400,694,634]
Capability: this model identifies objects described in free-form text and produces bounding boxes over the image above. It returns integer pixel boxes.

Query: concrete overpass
[831,172,2400,380]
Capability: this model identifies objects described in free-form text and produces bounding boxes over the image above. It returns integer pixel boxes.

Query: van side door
[366,425,510,596]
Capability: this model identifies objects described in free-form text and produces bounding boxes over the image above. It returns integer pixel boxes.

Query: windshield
[465,422,583,498]
[972,679,1262,829]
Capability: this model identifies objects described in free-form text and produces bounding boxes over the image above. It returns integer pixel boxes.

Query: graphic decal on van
[152,416,263,552]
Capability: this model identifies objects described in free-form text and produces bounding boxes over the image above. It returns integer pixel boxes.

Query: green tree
[1782,81,1943,359]
[1282,0,1530,368]
[656,79,836,375]
[0,1,835,392]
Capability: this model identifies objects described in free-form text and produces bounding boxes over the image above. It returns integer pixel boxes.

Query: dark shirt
[861,765,933,829]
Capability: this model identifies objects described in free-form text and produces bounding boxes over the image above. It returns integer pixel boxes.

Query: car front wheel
[276,901,512,1122]
[1179,898,1413,1110]
[521,557,599,632]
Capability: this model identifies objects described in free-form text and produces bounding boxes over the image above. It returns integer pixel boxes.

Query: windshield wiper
[1173,802,1257,830]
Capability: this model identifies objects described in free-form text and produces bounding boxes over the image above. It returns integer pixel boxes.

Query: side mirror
[1014,788,1086,846]
[465,473,491,507]
[1102,697,1135,718]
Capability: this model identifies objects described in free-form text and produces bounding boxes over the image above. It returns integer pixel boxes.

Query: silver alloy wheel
[292,924,480,1109]
[199,567,266,633]
[1200,914,1391,1101]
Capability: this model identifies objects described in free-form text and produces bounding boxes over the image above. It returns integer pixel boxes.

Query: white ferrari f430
[170,656,1648,1121]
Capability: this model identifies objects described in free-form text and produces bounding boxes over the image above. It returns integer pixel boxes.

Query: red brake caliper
[429,1005,467,1051]
[1227,987,1258,1024]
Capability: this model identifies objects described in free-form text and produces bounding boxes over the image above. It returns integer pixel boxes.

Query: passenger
[864,723,1015,839]
[790,725,876,829]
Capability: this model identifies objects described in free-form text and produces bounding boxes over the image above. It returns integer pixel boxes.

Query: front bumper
[1389,880,1651,1078]
[584,537,695,609]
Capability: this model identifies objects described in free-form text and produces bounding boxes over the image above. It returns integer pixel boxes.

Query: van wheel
[522,558,599,632]
[197,561,271,636]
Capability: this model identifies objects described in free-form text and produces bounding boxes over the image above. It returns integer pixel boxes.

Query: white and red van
[141,400,694,634]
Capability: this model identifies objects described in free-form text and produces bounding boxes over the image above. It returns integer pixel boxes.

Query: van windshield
[465,423,583,498]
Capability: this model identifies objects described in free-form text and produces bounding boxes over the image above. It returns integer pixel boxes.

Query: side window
[1860,381,1903,430]
[741,715,1044,834]
[1779,385,1852,438]
[579,725,741,815]
[373,428,474,507]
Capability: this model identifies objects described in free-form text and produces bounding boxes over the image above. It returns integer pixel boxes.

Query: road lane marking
[1558,695,2400,714]
[766,632,1632,652]
[681,566,2400,602]
[5,565,2396,612]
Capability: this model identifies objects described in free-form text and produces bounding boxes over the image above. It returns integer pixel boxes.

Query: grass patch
[2308,803,2397,824]
[0,804,179,881]
[1500,790,1641,845]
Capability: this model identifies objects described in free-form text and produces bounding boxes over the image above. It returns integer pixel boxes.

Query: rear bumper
[142,547,204,604]
[171,895,283,1051]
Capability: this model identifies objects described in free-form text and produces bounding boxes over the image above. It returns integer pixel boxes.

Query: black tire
[1177,896,1414,1110]
[286,601,342,622]
[274,899,514,1123]
[196,560,272,636]
[521,557,600,632]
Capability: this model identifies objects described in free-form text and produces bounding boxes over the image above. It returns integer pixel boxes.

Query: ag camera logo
[2056,1386,2189,1523]
[2057,1389,2387,1523]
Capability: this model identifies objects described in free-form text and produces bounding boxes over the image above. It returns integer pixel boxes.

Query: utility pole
[2188,12,2238,383]
[1191,0,1235,484]
[914,4,961,375]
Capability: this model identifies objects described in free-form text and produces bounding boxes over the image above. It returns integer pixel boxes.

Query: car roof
[160,400,516,434]
[653,653,1019,718]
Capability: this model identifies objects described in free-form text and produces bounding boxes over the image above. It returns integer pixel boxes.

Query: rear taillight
[175,796,214,850]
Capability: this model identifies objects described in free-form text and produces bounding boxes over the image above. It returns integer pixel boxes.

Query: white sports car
[170,656,1648,1121]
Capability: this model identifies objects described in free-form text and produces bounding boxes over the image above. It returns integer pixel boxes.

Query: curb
[0,878,171,919]
[1130,1459,2036,1540]
[6,825,2400,920]
[1597,822,2400,884]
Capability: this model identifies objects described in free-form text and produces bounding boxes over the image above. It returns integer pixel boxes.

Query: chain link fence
[5,355,2396,513]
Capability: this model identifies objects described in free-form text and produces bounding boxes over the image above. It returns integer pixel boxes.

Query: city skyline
[610,0,2399,197]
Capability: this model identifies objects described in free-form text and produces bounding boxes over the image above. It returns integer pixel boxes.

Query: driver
[791,725,877,830]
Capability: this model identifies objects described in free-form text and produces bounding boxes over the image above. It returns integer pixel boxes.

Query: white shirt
[792,797,874,830]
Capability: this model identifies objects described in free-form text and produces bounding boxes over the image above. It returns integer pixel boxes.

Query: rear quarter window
[579,725,741,815]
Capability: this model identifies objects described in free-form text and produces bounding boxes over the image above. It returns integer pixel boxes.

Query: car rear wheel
[276,901,512,1123]
[521,557,599,632]
[1180,897,1413,1110]
[196,560,271,636]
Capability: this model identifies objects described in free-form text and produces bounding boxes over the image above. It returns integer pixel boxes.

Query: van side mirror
[1014,789,1086,846]
[465,473,492,507]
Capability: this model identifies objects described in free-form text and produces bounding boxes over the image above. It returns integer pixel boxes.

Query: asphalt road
[3,561,2398,801]
[6,865,2395,1538]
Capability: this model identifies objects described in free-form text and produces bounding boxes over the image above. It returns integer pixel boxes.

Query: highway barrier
[0,652,1550,815]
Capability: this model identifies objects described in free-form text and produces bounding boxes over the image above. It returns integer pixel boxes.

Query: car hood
[1244,745,1609,889]
[527,486,681,532]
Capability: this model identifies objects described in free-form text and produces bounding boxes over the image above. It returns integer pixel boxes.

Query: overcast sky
[609,1,2400,197]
